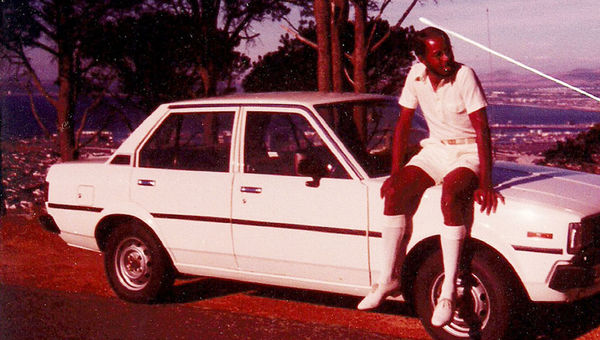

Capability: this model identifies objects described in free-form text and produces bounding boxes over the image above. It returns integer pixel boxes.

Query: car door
[130,107,237,270]
[231,106,370,286]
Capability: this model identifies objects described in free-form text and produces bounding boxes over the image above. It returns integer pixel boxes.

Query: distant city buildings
[487,86,600,112]
[484,80,600,164]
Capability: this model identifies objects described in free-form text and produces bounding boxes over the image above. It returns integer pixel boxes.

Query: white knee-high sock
[377,215,406,284]
[439,224,466,300]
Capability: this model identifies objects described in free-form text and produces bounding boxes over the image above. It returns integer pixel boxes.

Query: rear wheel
[413,248,518,339]
[104,222,174,303]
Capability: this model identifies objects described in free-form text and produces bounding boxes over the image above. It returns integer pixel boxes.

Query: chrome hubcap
[430,274,491,337]
[115,237,151,291]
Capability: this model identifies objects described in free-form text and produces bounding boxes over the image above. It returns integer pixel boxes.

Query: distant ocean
[487,105,600,126]
[1,94,599,142]
[1,95,147,141]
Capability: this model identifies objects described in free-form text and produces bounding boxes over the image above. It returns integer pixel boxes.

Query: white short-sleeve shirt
[399,63,487,141]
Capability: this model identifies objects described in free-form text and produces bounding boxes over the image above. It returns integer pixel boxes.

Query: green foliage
[365,23,415,94]
[79,1,293,112]
[1,0,147,160]
[1,0,144,60]
[84,11,249,112]
[243,20,415,94]
[0,1,42,50]
[243,25,318,92]
[538,124,600,174]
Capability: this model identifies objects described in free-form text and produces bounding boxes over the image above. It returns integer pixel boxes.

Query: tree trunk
[330,0,347,92]
[352,1,367,94]
[314,0,332,92]
[351,0,368,143]
[56,56,77,160]
[202,0,220,96]
[55,0,77,161]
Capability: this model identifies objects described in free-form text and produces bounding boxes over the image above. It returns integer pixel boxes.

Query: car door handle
[240,186,262,194]
[137,179,156,186]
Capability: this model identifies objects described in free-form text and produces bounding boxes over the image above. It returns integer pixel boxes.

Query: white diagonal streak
[419,17,600,103]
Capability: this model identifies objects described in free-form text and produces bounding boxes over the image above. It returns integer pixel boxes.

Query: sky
[30,0,600,80]
[247,0,600,76]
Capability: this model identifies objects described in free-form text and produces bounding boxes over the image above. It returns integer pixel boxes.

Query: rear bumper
[38,214,60,234]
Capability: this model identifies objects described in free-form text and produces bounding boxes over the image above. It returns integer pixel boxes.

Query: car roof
[168,91,396,107]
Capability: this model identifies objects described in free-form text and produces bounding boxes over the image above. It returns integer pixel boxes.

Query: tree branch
[365,0,392,52]
[364,0,418,55]
[281,25,318,49]
[282,17,300,33]
[229,13,255,42]
[393,0,419,29]
[16,47,58,107]
[30,40,58,56]
[369,30,390,53]
[239,32,260,40]
[344,67,355,87]
[23,83,52,139]
[76,110,114,150]
[75,88,109,145]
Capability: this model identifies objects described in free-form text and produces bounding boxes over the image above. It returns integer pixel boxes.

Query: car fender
[95,200,174,260]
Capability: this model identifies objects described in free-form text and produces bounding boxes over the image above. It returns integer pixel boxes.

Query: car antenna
[419,17,600,105]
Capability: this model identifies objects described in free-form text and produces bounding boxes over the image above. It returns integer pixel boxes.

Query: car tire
[413,247,517,340]
[104,221,174,303]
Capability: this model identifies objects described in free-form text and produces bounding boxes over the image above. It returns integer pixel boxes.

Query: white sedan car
[42,92,600,339]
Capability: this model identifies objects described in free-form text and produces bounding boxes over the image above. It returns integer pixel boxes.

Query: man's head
[414,27,456,78]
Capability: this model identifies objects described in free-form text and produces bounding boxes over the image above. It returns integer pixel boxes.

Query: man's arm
[390,106,416,173]
[469,107,504,214]
[381,106,415,198]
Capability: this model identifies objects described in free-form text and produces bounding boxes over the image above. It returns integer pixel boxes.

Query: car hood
[494,162,600,217]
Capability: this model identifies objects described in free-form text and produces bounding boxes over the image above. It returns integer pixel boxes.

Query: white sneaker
[357,280,400,310]
[431,298,454,327]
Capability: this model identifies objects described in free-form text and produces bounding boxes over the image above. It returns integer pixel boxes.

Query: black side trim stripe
[151,213,230,224]
[235,218,370,237]
[151,212,381,238]
[512,245,563,255]
[48,203,103,213]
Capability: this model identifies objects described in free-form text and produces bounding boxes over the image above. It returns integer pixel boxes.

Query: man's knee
[443,168,478,196]
[383,167,434,216]
[384,189,417,215]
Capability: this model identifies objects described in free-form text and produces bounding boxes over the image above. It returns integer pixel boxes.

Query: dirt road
[0,215,428,339]
[2,215,600,339]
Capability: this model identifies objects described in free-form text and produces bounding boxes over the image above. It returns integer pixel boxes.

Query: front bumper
[549,248,600,291]
[549,264,599,291]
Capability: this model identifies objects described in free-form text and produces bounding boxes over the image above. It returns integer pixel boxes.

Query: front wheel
[413,248,519,340]
[104,222,174,303]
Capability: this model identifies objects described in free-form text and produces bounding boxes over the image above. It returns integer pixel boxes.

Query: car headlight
[567,217,598,255]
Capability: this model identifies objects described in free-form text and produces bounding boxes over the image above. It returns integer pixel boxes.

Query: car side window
[139,112,233,171]
[244,112,349,179]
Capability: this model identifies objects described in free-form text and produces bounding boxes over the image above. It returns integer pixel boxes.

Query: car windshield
[315,99,428,177]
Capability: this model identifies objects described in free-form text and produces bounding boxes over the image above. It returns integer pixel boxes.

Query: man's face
[418,36,456,78]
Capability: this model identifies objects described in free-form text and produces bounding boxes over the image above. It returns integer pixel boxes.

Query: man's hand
[474,187,505,215]
[380,174,398,198]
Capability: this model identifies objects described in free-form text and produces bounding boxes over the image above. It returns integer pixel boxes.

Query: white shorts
[406,139,480,184]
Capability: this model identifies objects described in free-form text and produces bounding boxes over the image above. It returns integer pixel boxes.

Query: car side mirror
[295,153,328,188]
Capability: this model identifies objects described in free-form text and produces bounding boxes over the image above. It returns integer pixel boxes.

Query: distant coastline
[488,101,600,113]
